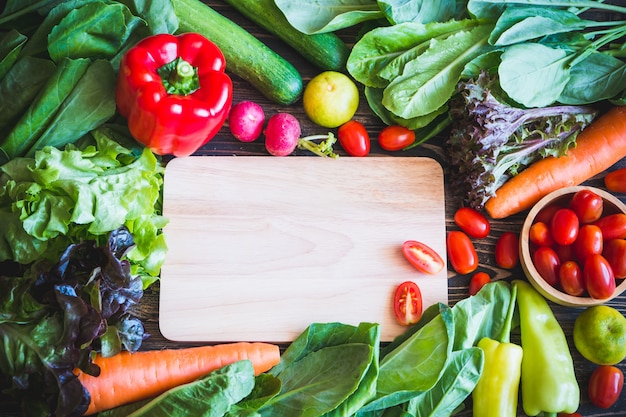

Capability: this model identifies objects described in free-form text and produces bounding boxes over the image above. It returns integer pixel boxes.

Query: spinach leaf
[0,29,27,80]
[0,56,56,133]
[260,343,375,417]
[559,51,626,105]
[498,42,570,107]
[377,0,459,24]
[23,59,116,157]
[348,19,479,88]
[0,57,91,163]
[18,0,104,59]
[405,348,483,417]
[489,6,587,46]
[47,2,144,62]
[226,373,282,415]
[382,22,493,119]
[377,305,454,394]
[124,360,256,417]
[273,0,384,34]
[451,281,514,351]
[118,0,179,35]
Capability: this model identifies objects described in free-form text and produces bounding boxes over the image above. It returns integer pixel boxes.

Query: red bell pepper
[116,33,232,157]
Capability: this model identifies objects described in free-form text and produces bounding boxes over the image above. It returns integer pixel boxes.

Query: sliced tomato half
[393,281,423,326]
[402,240,445,275]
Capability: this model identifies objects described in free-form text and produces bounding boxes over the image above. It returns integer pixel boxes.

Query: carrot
[485,106,626,219]
[76,342,280,415]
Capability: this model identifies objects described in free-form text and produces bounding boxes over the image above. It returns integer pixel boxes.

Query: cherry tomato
[569,189,603,224]
[557,413,582,417]
[378,125,416,151]
[469,272,490,296]
[588,365,624,409]
[401,240,445,275]
[573,224,603,264]
[446,231,478,275]
[551,208,580,246]
[605,167,626,193]
[495,232,519,269]
[337,120,370,157]
[554,243,575,263]
[559,261,585,296]
[603,239,626,279]
[594,213,626,240]
[529,221,554,247]
[393,281,423,326]
[454,207,490,238]
[584,254,616,299]
[533,246,561,287]
[535,203,563,224]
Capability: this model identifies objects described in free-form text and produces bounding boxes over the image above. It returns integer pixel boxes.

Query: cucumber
[172,0,303,105]
[223,0,350,72]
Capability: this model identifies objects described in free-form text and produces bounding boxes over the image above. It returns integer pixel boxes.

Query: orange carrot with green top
[76,342,280,415]
[485,106,626,219]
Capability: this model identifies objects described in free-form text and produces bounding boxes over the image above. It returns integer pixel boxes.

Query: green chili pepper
[513,280,580,417]
[472,283,523,417]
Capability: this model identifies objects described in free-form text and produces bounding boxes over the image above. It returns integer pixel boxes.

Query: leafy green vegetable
[404,348,483,417]
[0,227,145,417]
[0,131,167,286]
[0,56,56,133]
[273,0,383,34]
[446,71,597,209]
[0,29,27,79]
[378,0,463,25]
[126,360,256,417]
[265,322,380,417]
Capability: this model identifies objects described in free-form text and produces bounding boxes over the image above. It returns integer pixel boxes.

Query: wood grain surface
[159,156,447,342]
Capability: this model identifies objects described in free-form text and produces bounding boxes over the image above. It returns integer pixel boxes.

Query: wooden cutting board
[159,156,447,343]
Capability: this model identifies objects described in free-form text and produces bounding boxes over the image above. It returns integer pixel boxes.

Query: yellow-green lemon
[303,71,359,128]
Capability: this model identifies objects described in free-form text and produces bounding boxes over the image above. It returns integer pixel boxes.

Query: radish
[264,113,301,156]
[228,101,265,142]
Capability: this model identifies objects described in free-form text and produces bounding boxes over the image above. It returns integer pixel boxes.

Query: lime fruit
[573,305,626,365]
[303,71,359,128]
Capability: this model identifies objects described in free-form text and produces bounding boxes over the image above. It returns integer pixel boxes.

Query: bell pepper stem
[158,57,200,96]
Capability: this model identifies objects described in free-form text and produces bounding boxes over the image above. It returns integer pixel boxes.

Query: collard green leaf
[274,0,383,34]
[48,2,144,62]
[382,22,493,119]
[261,343,374,417]
[498,42,570,107]
[0,29,27,80]
[406,348,483,417]
[489,6,587,46]
[0,56,56,134]
[559,52,626,105]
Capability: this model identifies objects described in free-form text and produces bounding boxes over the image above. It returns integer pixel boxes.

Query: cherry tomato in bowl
[588,365,624,409]
[454,207,490,238]
[393,281,423,326]
[569,188,604,223]
[378,125,416,151]
[337,120,370,156]
[401,240,444,275]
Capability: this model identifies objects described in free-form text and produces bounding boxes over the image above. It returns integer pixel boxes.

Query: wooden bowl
[519,186,626,307]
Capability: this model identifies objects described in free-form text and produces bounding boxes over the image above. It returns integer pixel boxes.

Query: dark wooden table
[3,1,626,416]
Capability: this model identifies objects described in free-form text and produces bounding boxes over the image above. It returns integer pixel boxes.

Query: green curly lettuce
[0,127,167,288]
